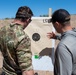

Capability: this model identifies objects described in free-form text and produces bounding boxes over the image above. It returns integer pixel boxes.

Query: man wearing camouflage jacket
[0,6,34,75]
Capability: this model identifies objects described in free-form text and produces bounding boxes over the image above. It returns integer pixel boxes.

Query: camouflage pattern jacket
[0,23,33,75]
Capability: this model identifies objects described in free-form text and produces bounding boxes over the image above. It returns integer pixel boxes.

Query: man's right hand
[22,70,34,75]
[47,32,56,39]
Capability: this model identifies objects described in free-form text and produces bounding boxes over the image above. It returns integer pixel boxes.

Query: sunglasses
[28,18,32,23]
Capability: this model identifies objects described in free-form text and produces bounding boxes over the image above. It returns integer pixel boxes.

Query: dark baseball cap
[48,9,70,23]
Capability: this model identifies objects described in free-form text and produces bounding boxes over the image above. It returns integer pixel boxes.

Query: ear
[27,18,29,21]
[55,22,61,28]
[54,22,59,28]
[25,19,29,23]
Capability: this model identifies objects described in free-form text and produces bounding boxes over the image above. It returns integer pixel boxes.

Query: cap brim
[48,18,52,23]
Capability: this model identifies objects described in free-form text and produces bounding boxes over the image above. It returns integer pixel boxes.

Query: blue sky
[0,0,76,19]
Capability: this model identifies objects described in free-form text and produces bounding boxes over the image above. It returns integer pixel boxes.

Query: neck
[12,19,24,26]
[62,25,72,33]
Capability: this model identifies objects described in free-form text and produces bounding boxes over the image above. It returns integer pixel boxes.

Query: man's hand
[22,70,34,75]
[47,32,56,39]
